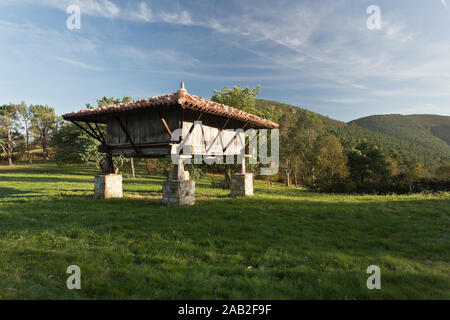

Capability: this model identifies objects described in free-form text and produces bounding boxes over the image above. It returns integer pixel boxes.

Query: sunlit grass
[0,163,449,299]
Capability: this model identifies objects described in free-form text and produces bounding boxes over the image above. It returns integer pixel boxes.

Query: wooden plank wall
[106,106,181,146]
[181,110,245,156]
[105,107,246,156]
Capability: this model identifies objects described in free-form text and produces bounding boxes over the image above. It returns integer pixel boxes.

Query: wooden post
[130,157,135,178]
[103,153,115,174]
[241,156,246,174]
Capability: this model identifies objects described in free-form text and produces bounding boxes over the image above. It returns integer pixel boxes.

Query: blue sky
[0,0,449,122]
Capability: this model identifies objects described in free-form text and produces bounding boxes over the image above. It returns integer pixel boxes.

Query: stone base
[231,173,254,197]
[162,179,195,206]
[94,174,123,199]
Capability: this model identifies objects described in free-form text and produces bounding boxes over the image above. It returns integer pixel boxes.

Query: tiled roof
[62,90,279,129]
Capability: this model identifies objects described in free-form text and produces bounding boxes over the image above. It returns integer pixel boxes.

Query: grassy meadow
[0,162,449,299]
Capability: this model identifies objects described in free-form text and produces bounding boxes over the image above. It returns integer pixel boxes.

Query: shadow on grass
[0,176,93,184]
[1,194,448,253]
[0,187,37,198]
[0,164,100,177]
[123,191,162,196]
[0,192,448,299]
[0,163,449,299]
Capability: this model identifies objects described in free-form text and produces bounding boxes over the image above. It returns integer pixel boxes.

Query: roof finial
[179,81,187,93]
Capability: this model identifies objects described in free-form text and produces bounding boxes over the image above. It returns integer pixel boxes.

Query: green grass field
[0,163,449,299]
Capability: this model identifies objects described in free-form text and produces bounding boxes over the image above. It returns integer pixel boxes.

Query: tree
[55,95,134,173]
[96,96,132,107]
[347,141,391,186]
[314,135,349,191]
[281,112,324,187]
[0,104,19,165]
[211,85,280,186]
[53,123,102,166]
[30,105,59,163]
[17,102,33,164]
[211,85,281,121]
[435,164,450,180]
[400,159,427,193]
[212,85,260,114]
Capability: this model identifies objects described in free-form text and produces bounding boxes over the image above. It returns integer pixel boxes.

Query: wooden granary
[62,83,279,205]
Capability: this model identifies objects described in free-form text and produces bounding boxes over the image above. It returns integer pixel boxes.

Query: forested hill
[255,99,450,169]
[349,114,450,156]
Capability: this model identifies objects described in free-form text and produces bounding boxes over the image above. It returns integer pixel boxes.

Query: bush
[186,164,206,180]
[53,123,101,166]
[319,177,450,194]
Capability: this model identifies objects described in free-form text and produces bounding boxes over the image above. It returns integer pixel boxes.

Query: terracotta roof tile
[62,91,279,129]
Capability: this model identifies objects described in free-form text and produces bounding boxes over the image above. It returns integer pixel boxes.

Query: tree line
[0,103,59,165]
[211,85,449,194]
[0,97,132,167]
[273,101,450,194]
[3,88,449,194]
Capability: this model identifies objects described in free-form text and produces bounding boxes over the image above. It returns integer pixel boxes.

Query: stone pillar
[94,174,123,199]
[162,179,195,206]
[162,157,195,206]
[230,173,254,197]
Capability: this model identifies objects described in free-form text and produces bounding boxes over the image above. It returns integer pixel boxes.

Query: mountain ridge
[255,99,450,169]
[349,114,450,153]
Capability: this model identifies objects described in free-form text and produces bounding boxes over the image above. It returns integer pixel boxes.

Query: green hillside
[406,114,450,146]
[349,114,450,156]
[255,100,450,169]
[256,99,344,134]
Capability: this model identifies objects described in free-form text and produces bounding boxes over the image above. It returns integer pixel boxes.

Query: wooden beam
[185,112,203,137]
[179,108,185,143]
[223,122,249,153]
[116,117,139,155]
[245,129,258,149]
[110,147,170,157]
[174,112,204,152]
[71,121,104,144]
[95,122,106,144]
[99,141,173,153]
[107,141,173,148]
[160,117,172,137]
[158,111,175,138]
[221,119,230,131]
[206,118,230,153]
[86,121,104,144]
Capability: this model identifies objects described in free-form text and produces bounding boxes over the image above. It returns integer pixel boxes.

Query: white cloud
[158,10,192,25]
[125,2,192,25]
[0,18,101,77]
[384,23,414,43]
[118,46,199,68]
[88,0,120,18]
[1,0,449,117]
[351,83,367,89]
[398,103,450,115]
[0,18,98,54]
[0,0,121,18]
[442,0,448,9]
[129,1,152,22]
[205,5,321,53]
[1,0,192,25]
[55,56,101,70]
[321,98,367,104]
